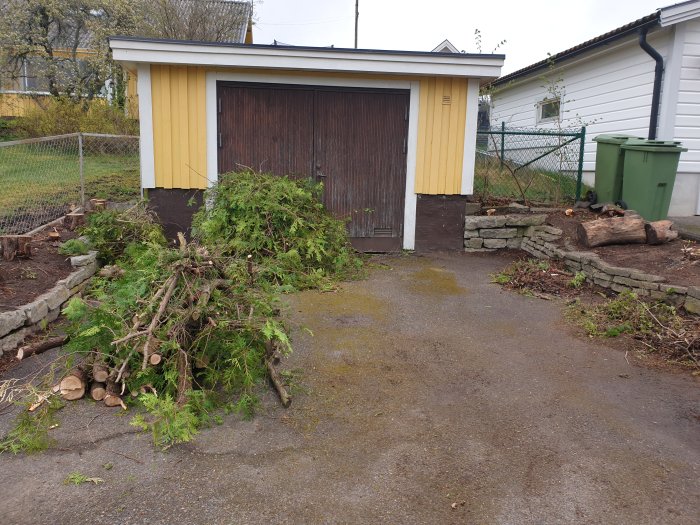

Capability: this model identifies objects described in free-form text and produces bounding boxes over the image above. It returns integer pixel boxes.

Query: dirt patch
[546,210,700,285]
[0,225,77,312]
[408,266,467,296]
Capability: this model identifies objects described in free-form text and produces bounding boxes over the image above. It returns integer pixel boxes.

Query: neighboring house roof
[432,39,460,53]
[491,12,660,87]
[492,0,700,87]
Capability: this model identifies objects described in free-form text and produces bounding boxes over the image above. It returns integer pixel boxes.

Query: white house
[489,0,700,216]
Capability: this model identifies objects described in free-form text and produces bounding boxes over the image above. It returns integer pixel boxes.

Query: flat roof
[110,36,505,80]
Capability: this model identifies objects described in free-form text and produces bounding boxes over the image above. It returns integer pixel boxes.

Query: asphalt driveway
[0,252,698,524]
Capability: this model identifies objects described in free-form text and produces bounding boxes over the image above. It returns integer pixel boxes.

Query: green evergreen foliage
[193,170,363,290]
[79,203,166,264]
[58,238,90,256]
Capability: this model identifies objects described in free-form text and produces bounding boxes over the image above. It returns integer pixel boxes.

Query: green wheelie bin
[620,139,687,221]
[592,134,642,204]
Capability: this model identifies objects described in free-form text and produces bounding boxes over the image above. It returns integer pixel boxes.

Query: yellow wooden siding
[414,77,467,194]
[147,66,469,193]
[0,93,44,117]
[150,65,208,189]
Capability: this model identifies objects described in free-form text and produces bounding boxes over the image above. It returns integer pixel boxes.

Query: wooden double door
[217,82,409,251]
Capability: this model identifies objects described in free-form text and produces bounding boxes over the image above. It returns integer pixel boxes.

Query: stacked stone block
[0,251,99,355]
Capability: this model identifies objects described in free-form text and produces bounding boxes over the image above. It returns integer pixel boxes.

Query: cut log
[60,368,87,400]
[266,359,291,408]
[63,212,85,231]
[103,393,126,409]
[90,382,106,401]
[16,335,68,360]
[577,217,647,248]
[645,220,679,245]
[149,353,162,366]
[1,235,32,261]
[92,361,109,383]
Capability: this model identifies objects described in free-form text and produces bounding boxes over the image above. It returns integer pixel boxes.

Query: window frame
[536,97,561,124]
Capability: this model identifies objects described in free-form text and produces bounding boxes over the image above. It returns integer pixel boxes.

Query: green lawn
[474,153,587,205]
[0,142,139,233]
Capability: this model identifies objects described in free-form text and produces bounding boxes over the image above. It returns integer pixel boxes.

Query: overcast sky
[253,0,665,74]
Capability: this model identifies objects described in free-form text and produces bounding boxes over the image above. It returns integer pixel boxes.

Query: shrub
[12,97,138,138]
[193,170,362,290]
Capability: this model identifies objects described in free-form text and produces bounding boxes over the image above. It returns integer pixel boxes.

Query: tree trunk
[16,335,68,360]
[63,212,85,231]
[645,220,679,245]
[577,217,647,248]
[90,382,106,401]
[60,367,87,400]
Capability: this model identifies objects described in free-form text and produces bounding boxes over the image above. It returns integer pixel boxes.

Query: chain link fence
[475,123,586,206]
[0,133,140,234]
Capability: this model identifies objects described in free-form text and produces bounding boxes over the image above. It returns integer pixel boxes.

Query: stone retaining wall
[466,214,700,314]
[0,251,99,355]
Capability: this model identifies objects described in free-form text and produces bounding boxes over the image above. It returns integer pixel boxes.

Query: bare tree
[136,0,252,43]
[0,0,139,98]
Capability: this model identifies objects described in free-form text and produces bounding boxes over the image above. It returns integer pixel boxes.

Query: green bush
[58,239,90,256]
[12,97,138,138]
[193,170,362,290]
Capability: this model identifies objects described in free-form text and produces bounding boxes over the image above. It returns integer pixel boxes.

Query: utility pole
[354,0,359,48]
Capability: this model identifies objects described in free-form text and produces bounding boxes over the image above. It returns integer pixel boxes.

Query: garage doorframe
[205,71,420,249]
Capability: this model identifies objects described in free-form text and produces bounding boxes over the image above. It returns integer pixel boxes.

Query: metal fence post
[78,132,85,208]
[500,121,505,168]
[576,126,586,202]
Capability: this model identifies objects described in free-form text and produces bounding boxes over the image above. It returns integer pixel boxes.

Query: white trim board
[206,71,420,249]
[461,78,481,195]
[136,64,155,190]
[111,39,504,80]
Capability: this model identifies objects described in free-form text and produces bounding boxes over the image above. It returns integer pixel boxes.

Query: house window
[537,98,560,123]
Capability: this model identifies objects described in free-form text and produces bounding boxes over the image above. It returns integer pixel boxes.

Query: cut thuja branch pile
[1,171,362,451]
[493,259,699,370]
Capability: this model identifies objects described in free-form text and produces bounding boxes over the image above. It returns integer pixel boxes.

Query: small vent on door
[442,95,452,105]
[373,227,393,237]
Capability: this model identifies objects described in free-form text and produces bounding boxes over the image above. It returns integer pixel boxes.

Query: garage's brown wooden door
[218,83,409,251]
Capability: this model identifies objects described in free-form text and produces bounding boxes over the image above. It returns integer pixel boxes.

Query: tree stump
[577,217,647,248]
[645,220,679,245]
[89,198,107,211]
[1,235,32,261]
[63,212,85,231]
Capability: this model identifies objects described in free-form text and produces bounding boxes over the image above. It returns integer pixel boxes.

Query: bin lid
[593,134,643,144]
[620,139,688,152]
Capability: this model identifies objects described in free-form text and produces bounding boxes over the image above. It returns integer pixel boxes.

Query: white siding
[675,20,700,172]
[492,24,700,215]
[492,29,671,177]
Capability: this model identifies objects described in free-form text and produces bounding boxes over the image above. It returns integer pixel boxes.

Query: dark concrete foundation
[146,188,204,240]
[414,194,468,252]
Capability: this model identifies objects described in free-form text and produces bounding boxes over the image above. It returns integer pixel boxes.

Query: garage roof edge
[109,37,505,79]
